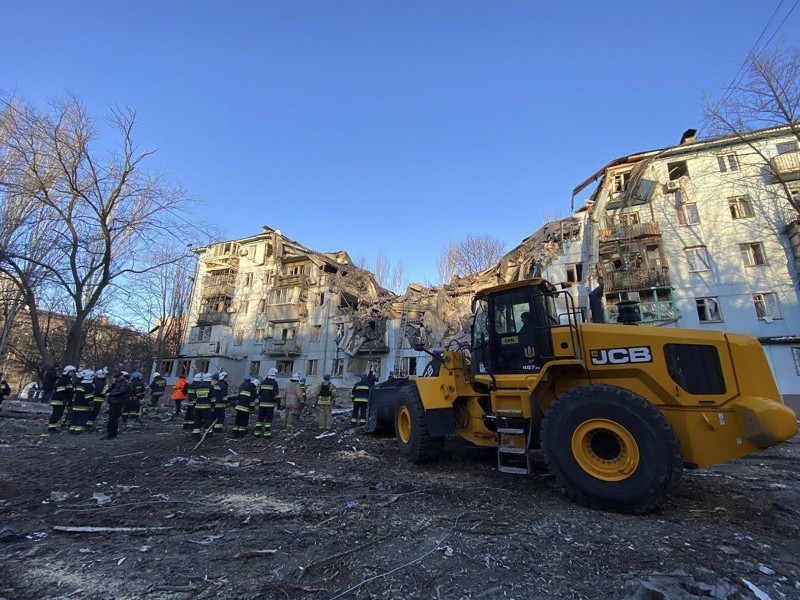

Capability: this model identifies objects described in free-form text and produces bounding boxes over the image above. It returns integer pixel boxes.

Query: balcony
[262,339,303,356]
[265,304,305,322]
[202,282,235,298]
[599,221,661,242]
[607,300,678,324]
[196,311,231,326]
[605,267,670,293]
[277,273,312,288]
[770,150,800,181]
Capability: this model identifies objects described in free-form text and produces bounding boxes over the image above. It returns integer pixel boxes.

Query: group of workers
[43,364,376,441]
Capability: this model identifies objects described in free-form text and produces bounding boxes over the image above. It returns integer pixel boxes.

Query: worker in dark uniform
[149,372,167,412]
[47,365,76,434]
[62,367,81,429]
[191,373,214,441]
[351,373,371,427]
[104,372,131,440]
[87,368,108,429]
[69,370,94,434]
[232,375,257,437]
[0,372,10,406]
[127,371,146,422]
[212,372,229,433]
[255,367,280,438]
[183,372,201,431]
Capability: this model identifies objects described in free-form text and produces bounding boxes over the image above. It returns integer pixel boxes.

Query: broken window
[234,330,244,346]
[740,242,766,267]
[270,288,290,304]
[267,324,275,338]
[402,357,417,377]
[646,245,663,269]
[177,360,190,377]
[240,300,249,315]
[159,360,174,376]
[315,292,325,307]
[254,328,265,344]
[565,263,583,283]
[189,326,212,343]
[777,141,798,155]
[310,325,322,343]
[753,293,781,320]
[332,359,344,378]
[667,161,689,180]
[243,272,254,287]
[286,264,305,276]
[677,203,700,226]
[258,298,267,313]
[194,359,210,374]
[728,197,754,219]
[611,172,630,193]
[695,297,722,323]
[792,348,800,375]
[276,360,294,375]
[306,360,318,376]
[717,154,739,173]
[684,246,711,272]
[249,361,261,377]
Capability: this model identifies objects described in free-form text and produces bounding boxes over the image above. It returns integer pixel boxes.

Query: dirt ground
[0,403,799,600]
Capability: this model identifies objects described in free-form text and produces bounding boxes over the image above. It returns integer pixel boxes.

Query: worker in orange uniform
[171,373,188,418]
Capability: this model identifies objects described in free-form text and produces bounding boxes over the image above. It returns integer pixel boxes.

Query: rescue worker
[210,372,228,433]
[232,375,257,437]
[283,373,302,432]
[183,372,201,431]
[47,365,76,434]
[351,372,371,427]
[42,363,59,405]
[191,373,214,441]
[123,371,145,423]
[149,372,167,411]
[63,367,80,428]
[104,371,131,440]
[87,368,108,428]
[314,374,337,431]
[172,373,188,417]
[298,377,308,422]
[0,372,10,406]
[255,368,280,438]
[69,370,94,434]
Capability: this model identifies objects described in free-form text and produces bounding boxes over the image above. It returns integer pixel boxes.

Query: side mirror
[413,343,426,352]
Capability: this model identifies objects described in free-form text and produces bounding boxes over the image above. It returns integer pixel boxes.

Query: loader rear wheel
[542,384,682,514]
[395,385,444,464]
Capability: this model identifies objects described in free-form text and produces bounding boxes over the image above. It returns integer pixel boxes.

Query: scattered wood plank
[52,526,173,534]
[234,549,278,560]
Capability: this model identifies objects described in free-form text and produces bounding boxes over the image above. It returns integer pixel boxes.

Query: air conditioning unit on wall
[666,180,681,192]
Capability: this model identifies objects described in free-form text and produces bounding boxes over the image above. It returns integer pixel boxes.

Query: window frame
[243,272,254,287]
[777,141,799,155]
[695,297,723,323]
[254,328,265,345]
[306,359,318,376]
[739,242,767,267]
[234,330,244,346]
[728,196,754,220]
[717,154,739,173]
[753,292,782,320]
[677,202,700,226]
[684,246,712,272]
[332,358,344,378]
[276,360,294,375]
[792,347,800,376]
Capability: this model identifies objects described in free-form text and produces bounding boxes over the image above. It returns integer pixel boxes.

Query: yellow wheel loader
[368,279,798,513]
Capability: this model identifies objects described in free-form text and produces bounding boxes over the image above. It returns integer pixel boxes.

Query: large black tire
[395,385,444,464]
[541,384,682,514]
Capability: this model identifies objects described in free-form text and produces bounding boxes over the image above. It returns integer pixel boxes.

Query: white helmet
[268,367,278,377]
[95,368,107,378]
[120,371,129,377]
[291,372,300,381]
[63,365,77,375]
[153,372,160,377]
[251,378,260,387]
[192,372,203,382]
[81,370,95,382]
[202,372,213,382]
[218,371,227,380]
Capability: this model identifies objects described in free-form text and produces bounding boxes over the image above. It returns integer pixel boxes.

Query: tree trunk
[63,314,86,367]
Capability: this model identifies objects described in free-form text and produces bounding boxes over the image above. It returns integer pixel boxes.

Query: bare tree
[703,44,800,214]
[437,234,506,283]
[0,93,196,368]
[354,251,407,294]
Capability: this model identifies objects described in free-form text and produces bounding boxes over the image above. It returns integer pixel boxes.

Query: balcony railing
[277,273,312,288]
[605,267,670,293]
[770,150,800,180]
[202,282,236,298]
[264,304,304,322]
[599,221,661,242]
[262,339,303,356]
[196,311,231,326]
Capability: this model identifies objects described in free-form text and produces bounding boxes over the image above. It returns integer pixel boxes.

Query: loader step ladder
[392,303,423,377]
[497,425,531,475]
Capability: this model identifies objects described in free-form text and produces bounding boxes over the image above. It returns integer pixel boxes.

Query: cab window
[493,288,530,335]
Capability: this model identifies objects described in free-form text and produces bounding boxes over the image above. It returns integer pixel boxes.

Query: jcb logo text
[590,346,652,365]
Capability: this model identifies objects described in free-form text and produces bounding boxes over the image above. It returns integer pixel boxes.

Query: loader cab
[471,280,557,375]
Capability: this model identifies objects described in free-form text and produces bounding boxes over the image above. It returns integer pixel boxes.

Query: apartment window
[240,300,249,315]
[306,360,318,376]
[677,203,700,226]
[189,326,212,343]
[565,263,583,283]
[684,246,711,272]
[243,272,254,287]
[267,324,275,338]
[194,359,209,375]
[777,141,799,155]
[611,172,630,193]
[178,360,190,377]
[728,196,754,220]
[258,298,267,313]
[159,360,174,376]
[270,288,290,304]
[753,293,782,320]
[234,330,244,346]
[287,265,305,276]
[667,161,689,180]
[792,348,800,375]
[276,360,294,375]
[717,154,739,173]
[254,328,265,344]
[314,292,325,307]
[310,325,322,343]
[332,359,344,378]
[740,242,766,267]
[604,213,639,228]
[695,297,722,323]
[249,361,260,377]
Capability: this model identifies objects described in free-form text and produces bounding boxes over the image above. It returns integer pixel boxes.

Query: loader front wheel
[542,384,682,513]
[395,385,444,464]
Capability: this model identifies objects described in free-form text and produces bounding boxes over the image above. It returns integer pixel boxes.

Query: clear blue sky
[3,1,798,285]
